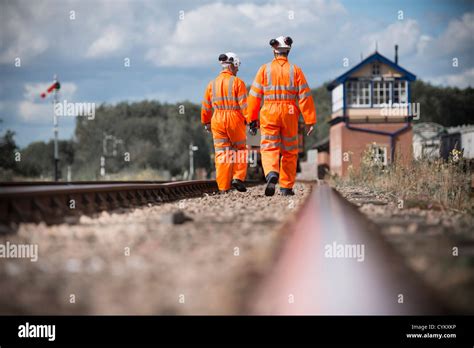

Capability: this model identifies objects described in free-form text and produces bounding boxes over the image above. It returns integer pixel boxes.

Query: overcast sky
[0,0,473,146]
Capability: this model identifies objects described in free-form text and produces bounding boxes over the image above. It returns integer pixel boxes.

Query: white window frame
[373,81,392,106]
[372,63,380,76]
[369,144,388,166]
[393,80,408,104]
[346,81,371,107]
[359,81,371,106]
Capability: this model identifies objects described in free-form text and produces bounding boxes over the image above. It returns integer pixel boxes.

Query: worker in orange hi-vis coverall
[247,36,316,196]
[201,52,249,192]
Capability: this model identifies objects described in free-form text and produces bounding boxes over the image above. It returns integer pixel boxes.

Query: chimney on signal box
[395,45,399,65]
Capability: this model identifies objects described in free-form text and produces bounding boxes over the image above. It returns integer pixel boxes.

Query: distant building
[311,136,330,179]
[413,122,445,159]
[440,124,474,160]
[326,47,416,176]
[412,122,474,161]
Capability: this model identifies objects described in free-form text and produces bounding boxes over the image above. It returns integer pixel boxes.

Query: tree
[0,130,18,171]
[411,81,473,127]
[72,100,212,179]
[16,140,74,179]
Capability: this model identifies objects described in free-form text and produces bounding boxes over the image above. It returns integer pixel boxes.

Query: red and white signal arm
[40,81,61,98]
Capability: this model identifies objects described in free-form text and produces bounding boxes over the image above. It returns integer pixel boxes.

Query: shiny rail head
[251,184,446,315]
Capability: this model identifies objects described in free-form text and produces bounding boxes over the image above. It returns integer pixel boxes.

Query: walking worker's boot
[280,188,295,196]
[231,179,247,192]
[265,171,279,196]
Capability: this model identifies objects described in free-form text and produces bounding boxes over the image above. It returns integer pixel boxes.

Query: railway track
[0,180,218,226]
[0,180,446,314]
[0,181,170,186]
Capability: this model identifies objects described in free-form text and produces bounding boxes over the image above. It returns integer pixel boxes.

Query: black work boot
[280,188,295,196]
[264,171,279,196]
[231,179,247,192]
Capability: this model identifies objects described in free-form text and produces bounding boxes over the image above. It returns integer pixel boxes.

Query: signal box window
[372,63,380,76]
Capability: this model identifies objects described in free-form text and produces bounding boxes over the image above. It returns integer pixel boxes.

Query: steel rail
[0,181,169,186]
[250,183,446,315]
[0,180,219,225]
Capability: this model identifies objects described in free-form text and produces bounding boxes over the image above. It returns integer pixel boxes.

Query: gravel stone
[0,183,310,314]
[336,184,474,313]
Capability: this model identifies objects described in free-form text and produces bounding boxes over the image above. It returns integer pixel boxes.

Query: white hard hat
[269,36,293,53]
[218,52,241,67]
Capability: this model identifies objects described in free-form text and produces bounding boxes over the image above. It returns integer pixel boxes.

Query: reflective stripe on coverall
[201,70,249,191]
[247,57,316,189]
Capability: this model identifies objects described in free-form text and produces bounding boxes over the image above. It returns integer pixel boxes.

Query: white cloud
[85,26,125,58]
[23,82,77,101]
[19,82,78,123]
[429,12,474,56]
[416,35,432,55]
[0,0,166,62]
[18,101,52,123]
[412,12,474,88]
[0,2,49,63]
[1,0,472,96]
[361,19,421,57]
[427,67,474,89]
[357,12,474,89]
[146,0,347,67]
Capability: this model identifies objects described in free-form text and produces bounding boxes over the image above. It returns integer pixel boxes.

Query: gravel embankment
[336,184,474,313]
[0,183,310,314]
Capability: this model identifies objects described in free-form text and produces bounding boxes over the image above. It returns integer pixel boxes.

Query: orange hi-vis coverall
[247,57,316,189]
[201,70,249,191]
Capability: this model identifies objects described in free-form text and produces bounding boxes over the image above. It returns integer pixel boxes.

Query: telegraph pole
[40,75,61,181]
[189,143,198,179]
[52,74,59,181]
[101,132,113,179]
[101,132,125,179]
